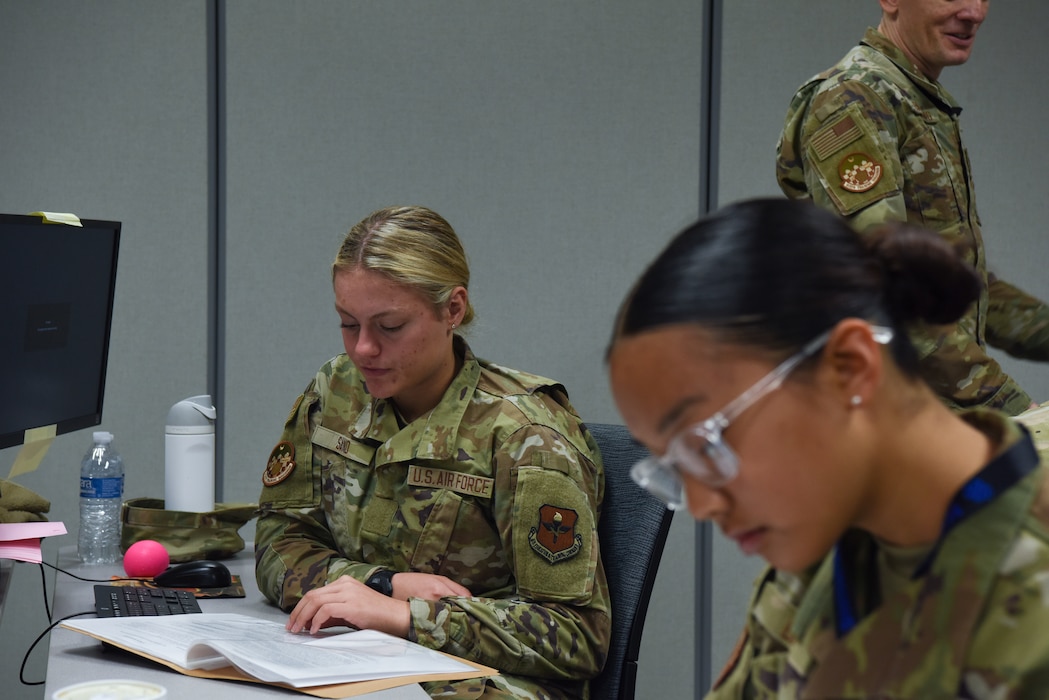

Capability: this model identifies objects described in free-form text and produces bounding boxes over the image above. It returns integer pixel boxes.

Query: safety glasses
[630,326,893,510]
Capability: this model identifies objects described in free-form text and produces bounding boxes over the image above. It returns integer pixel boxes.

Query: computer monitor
[0,213,121,450]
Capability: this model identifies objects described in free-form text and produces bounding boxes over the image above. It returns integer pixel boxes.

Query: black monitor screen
[0,213,121,449]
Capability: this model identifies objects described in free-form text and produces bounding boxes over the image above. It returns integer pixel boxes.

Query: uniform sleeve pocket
[512,468,596,602]
[259,392,320,510]
[805,103,899,217]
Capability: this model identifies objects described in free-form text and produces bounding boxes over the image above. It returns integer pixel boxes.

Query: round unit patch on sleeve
[262,441,297,486]
[838,152,882,192]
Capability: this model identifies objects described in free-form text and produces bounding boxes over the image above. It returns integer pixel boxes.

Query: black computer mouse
[153,560,232,589]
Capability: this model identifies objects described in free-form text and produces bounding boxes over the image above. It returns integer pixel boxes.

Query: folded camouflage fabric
[120,497,257,562]
[0,478,50,523]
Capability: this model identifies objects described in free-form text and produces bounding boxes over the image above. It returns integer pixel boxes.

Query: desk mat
[106,575,246,599]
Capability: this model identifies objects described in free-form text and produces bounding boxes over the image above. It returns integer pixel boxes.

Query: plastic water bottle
[78,431,125,564]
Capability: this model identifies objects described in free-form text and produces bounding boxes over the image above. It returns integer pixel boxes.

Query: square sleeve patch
[512,468,596,602]
[258,393,318,510]
[805,105,899,217]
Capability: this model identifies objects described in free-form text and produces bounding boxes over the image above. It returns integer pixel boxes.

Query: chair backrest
[587,422,674,700]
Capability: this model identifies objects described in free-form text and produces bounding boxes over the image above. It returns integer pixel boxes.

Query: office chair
[587,423,674,700]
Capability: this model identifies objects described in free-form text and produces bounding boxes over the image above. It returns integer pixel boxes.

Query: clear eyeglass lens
[630,458,687,510]
[630,427,742,509]
[673,427,740,486]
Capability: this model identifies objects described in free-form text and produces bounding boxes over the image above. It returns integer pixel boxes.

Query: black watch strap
[365,569,395,596]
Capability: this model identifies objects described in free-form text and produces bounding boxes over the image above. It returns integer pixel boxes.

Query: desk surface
[45,546,429,699]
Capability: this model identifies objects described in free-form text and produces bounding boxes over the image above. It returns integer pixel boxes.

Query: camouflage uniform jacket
[777,28,1049,415]
[255,341,611,699]
[708,409,1049,699]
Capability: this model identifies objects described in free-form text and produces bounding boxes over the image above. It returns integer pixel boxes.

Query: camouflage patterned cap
[120,497,258,563]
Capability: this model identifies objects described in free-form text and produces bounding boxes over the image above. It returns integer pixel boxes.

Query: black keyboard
[93,584,203,617]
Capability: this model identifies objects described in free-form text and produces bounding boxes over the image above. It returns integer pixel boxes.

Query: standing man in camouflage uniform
[255,206,610,699]
[777,0,1049,415]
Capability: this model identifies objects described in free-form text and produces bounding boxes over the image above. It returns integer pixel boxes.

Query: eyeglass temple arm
[709,325,893,429]
[706,329,833,429]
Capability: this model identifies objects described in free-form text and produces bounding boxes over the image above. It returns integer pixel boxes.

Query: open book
[1016,401,1049,454]
[62,613,497,698]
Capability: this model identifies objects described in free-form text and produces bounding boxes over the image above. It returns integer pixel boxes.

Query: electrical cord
[16,560,145,687]
[20,609,94,686]
[33,559,142,585]
[36,561,51,622]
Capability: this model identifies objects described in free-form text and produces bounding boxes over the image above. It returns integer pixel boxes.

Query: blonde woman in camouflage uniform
[255,206,610,699]
[608,198,1049,698]
[777,0,1049,416]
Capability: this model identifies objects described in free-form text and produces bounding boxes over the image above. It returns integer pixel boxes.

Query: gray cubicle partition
[0,2,211,696]
[1,1,701,698]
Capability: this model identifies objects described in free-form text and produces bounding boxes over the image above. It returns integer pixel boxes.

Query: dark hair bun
[866,223,982,326]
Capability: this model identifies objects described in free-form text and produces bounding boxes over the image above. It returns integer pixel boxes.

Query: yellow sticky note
[28,211,83,227]
[8,425,58,478]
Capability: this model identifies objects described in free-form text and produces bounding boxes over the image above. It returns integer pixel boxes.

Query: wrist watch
[365,569,395,597]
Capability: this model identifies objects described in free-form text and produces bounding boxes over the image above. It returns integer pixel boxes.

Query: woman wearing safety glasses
[607,197,1049,698]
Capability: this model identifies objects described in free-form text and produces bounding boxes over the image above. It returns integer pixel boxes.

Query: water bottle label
[80,476,124,499]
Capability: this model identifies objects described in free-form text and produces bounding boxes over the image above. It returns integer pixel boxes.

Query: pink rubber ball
[123,539,171,578]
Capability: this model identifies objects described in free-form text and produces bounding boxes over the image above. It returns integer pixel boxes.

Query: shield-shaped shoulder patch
[528,504,583,564]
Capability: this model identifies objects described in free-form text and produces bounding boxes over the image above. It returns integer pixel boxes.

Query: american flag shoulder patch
[811,113,862,161]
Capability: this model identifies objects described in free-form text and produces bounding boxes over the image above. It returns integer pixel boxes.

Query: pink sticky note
[0,522,68,563]
[0,521,67,541]
[0,538,44,563]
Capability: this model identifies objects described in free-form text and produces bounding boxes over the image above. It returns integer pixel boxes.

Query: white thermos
[164,394,216,513]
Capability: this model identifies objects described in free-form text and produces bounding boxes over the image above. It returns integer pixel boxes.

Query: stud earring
[850,395,862,407]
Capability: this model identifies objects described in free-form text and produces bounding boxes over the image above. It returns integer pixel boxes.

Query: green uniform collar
[860,27,962,115]
[352,338,481,467]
